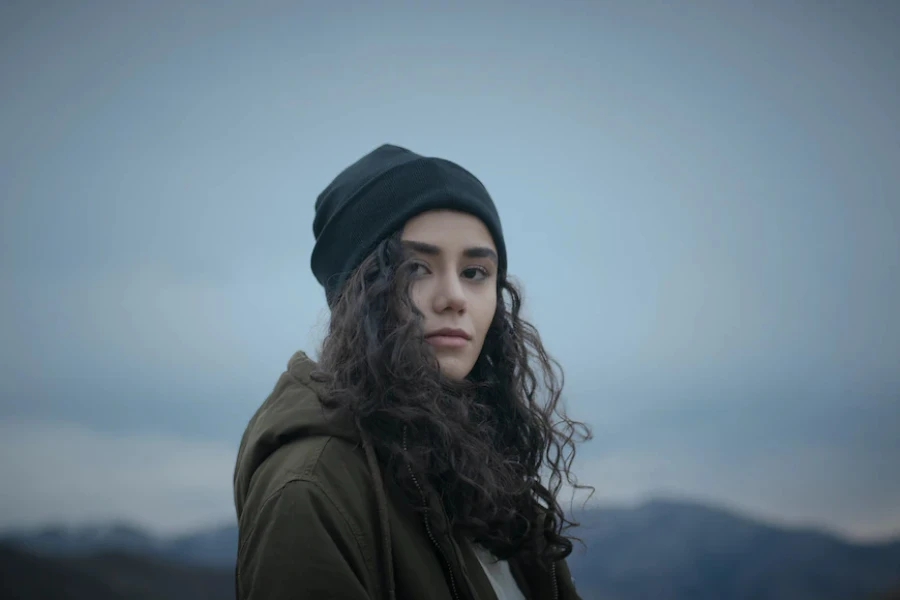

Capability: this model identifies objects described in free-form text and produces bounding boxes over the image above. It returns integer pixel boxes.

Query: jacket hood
[234,350,399,598]
[233,350,359,517]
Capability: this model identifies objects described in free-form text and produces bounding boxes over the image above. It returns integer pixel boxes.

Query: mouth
[425,328,471,349]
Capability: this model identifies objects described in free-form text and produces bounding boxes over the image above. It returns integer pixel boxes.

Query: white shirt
[470,543,527,600]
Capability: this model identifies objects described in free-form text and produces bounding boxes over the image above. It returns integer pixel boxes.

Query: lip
[425,328,472,340]
[425,328,471,349]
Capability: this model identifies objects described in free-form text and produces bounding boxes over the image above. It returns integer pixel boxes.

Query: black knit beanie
[311,144,507,306]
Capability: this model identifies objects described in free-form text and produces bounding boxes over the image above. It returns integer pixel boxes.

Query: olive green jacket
[234,351,582,600]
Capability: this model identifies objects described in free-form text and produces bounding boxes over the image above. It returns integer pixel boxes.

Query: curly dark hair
[311,231,593,566]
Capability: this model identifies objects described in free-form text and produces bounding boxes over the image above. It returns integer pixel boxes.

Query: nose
[432,272,467,314]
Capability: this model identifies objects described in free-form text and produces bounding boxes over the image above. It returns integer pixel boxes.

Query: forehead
[400,209,496,250]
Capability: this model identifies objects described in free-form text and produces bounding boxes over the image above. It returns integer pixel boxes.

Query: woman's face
[401,209,499,380]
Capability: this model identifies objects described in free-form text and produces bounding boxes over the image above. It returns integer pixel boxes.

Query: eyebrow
[402,240,498,264]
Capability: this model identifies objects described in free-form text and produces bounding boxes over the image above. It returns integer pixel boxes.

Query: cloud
[0,420,237,536]
[0,264,329,441]
[1,0,898,547]
[1,262,325,395]
[2,414,898,541]
[568,422,900,543]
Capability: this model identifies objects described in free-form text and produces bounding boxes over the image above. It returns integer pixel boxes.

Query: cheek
[472,292,498,343]
[409,280,428,313]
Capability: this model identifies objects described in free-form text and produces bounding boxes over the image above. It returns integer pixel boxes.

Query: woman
[234,144,592,599]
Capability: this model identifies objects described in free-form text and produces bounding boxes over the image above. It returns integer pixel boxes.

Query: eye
[409,261,431,278]
[461,265,490,281]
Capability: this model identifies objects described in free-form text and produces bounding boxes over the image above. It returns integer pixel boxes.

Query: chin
[436,357,475,381]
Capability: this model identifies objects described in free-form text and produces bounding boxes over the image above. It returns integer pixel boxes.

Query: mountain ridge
[3,497,899,600]
[7,496,898,557]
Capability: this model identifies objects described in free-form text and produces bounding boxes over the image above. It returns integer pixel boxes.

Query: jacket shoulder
[234,350,360,511]
[236,476,381,599]
[245,433,370,505]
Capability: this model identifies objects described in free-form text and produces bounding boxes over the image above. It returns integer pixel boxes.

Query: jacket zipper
[404,431,462,600]
[551,561,559,600]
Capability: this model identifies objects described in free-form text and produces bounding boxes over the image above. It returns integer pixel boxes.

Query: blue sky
[1,1,898,538]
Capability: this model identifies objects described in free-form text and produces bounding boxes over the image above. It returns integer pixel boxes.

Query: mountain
[3,522,165,558]
[3,522,237,568]
[165,525,238,566]
[0,542,232,600]
[564,499,900,600]
[3,498,899,600]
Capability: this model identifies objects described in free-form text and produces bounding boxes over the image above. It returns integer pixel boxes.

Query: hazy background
[1,1,898,542]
